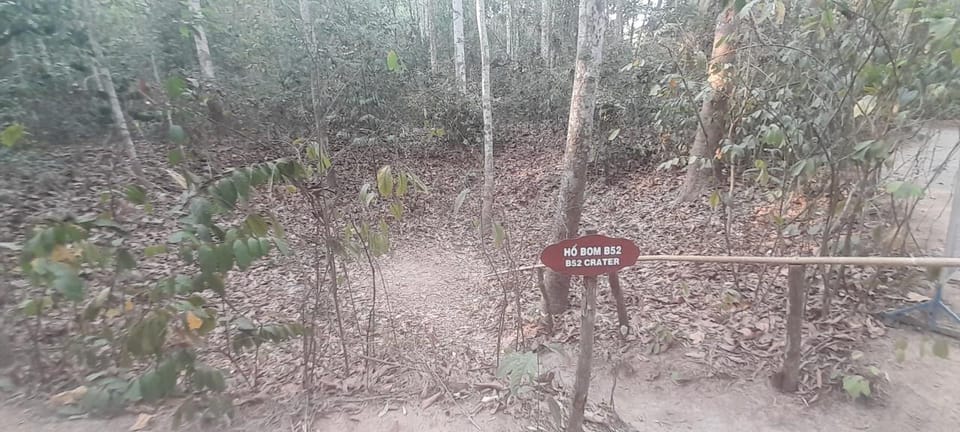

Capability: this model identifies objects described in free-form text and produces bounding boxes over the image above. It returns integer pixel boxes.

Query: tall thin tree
[540,0,552,67]
[427,0,439,74]
[543,0,607,314]
[188,0,216,81]
[452,0,467,93]
[677,4,737,202]
[477,0,495,232]
[84,9,147,185]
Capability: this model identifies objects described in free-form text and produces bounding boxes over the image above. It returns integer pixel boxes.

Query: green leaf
[389,201,403,220]
[932,339,950,359]
[396,173,409,198]
[952,48,960,67]
[709,190,721,210]
[842,375,871,399]
[233,239,251,270]
[216,244,234,272]
[55,271,84,302]
[168,124,187,144]
[928,17,957,41]
[232,170,251,203]
[496,351,538,394]
[762,124,784,146]
[1,123,26,148]
[377,165,394,198]
[115,248,137,272]
[246,237,261,258]
[258,238,271,256]
[125,185,147,205]
[164,76,186,99]
[885,181,924,199]
[198,245,216,274]
[274,238,291,256]
[213,180,238,209]
[386,50,400,71]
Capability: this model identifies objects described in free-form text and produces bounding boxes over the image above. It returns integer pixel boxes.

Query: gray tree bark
[540,0,552,67]
[452,0,467,93]
[188,0,216,81]
[88,28,147,185]
[544,0,607,314]
[477,0,495,232]
[677,5,737,202]
[427,0,439,74]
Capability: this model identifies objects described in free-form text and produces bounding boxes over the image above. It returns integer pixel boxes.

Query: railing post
[777,264,807,392]
[608,271,629,336]
[566,272,597,432]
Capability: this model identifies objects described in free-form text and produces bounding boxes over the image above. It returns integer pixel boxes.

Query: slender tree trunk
[452,0,467,93]
[540,0,552,66]
[88,31,147,185]
[543,0,607,314]
[188,0,216,81]
[677,5,737,203]
[506,0,515,60]
[427,0,439,74]
[477,0,495,232]
[615,0,625,40]
[299,0,325,148]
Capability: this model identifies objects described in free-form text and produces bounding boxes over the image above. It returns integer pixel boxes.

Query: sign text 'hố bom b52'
[539,234,640,276]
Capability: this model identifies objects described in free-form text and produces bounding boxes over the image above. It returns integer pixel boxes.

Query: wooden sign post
[540,234,639,432]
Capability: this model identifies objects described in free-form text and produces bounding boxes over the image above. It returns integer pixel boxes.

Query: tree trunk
[543,0,606,314]
[615,0,625,40]
[427,0,439,75]
[452,0,467,93]
[88,30,147,185]
[299,0,323,137]
[677,5,736,203]
[506,0,515,60]
[188,0,216,81]
[540,0,552,66]
[775,265,806,393]
[477,0,495,232]
[566,273,598,432]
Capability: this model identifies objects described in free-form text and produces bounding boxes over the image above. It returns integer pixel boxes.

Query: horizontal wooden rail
[484,255,960,279]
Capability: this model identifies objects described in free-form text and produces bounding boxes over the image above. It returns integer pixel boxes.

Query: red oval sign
[540,234,640,276]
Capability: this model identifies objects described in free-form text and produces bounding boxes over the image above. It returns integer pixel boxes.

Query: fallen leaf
[130,413,154,431]
[420,391,443,409]
[50,386,88,405]
[906,292,930,302]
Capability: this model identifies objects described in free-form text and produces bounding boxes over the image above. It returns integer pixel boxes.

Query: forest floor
[2,124,960,431]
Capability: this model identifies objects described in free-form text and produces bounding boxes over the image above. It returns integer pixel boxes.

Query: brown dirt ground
[3,126,960,431]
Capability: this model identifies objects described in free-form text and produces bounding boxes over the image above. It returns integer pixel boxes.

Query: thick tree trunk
[477,0,495,232]
[452,0,467,93]
[677,5,736,203]
[543,0,606,314]
[427,0,439,75]
[89,32,147,185]
[540,0,552,66]
[188,0,216,81]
